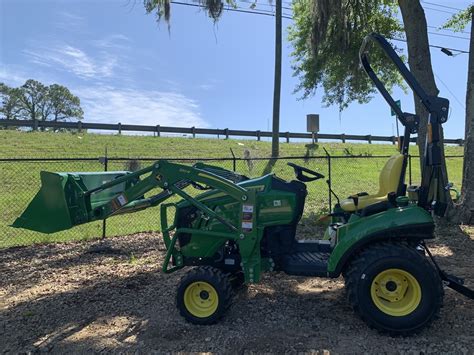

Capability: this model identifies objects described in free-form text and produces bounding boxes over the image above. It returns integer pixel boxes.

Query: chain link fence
[0,155,463,248]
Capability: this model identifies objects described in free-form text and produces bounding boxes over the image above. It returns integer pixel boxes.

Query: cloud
[23,44,118,79]
[0,67,28,86]
[91,34,131,50]
[198,78,221,91]
[55,11,86,32]
[75,86,209,133]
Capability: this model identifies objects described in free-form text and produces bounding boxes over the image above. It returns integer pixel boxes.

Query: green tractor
[13,33,473,335]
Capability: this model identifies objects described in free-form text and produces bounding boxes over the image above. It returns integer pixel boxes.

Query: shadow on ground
[1,227,473,353]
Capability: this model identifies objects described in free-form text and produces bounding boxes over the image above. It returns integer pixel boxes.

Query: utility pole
[271,0,282,158]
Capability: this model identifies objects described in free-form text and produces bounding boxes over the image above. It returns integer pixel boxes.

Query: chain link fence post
[101,147,108,239]
[230,148,236,172]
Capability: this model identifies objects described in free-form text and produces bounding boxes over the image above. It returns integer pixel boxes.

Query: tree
[17,79,47,122]
[443,6,474,224]
[0,80,84,130]
[397,0,439,158]
[0,83,22,121]
[47,84,84,122]
[289,0,404,109]
[143,0,232,24]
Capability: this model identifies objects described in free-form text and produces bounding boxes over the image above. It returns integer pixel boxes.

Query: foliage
[17,80,48,122]
[144,0,237,24]
[0,83,22,121]
[288,0,405,110]
[47,84,84,122]
[0,80,83,124]
[442,5,473,32]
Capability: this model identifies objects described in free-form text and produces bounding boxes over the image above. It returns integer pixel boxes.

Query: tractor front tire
[177,266,233,325]
[344,242,443,336]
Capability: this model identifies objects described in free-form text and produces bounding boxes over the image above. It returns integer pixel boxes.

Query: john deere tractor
[13,34,473,335]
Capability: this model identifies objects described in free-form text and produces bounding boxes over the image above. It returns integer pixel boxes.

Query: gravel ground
[1,224,473,354]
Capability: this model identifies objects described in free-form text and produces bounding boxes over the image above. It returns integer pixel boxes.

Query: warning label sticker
[243,205,254,213]
[117,194,128,206]
[242,221,253,232]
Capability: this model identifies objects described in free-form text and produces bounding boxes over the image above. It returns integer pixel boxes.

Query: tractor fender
[327,206,434,277]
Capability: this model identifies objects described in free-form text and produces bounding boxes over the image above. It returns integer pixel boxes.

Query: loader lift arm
[12,160,251,234]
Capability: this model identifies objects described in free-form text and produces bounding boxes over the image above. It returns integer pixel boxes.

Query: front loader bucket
[12,170,132,234]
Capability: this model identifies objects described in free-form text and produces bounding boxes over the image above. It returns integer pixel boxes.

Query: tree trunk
[398,0,452,210]
[398,0,438,155]
[271,0,282,158]
[458,11,474,224]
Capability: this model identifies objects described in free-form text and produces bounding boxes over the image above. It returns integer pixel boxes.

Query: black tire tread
[176,266,233,325]
[344,242,443,336]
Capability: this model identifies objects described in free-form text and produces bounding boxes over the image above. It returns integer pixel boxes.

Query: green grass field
[0,130,464,248]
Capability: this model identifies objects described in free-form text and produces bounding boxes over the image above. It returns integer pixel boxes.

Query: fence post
[408,154,412,186]
[230,148,236,172]
[101,147,108,239]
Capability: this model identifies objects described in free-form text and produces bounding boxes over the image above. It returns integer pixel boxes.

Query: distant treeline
[0,80,83,129]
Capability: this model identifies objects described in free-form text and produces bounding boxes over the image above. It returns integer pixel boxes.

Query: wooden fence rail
[0,119,464,145]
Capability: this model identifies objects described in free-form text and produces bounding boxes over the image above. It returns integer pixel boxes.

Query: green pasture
[0,130,464,248]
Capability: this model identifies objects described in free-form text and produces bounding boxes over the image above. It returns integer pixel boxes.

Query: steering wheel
[287,162,325,182]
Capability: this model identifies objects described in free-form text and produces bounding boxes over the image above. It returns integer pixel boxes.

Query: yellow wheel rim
[370,268,421,317]
[184,281,219,318]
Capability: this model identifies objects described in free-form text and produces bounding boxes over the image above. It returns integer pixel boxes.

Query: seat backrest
[377,154,404,196]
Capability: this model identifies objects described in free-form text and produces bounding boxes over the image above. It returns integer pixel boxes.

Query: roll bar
[359,33,451,216]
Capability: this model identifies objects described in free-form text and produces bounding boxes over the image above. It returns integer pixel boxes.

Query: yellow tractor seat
[340,154,404,212]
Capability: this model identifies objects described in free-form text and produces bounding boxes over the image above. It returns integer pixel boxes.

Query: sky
[0,0,472,140]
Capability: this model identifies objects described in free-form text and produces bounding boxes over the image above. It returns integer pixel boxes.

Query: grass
[0,130,464,248]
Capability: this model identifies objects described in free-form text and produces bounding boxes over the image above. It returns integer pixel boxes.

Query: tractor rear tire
[176,266,233,325]
[344,242,443,336]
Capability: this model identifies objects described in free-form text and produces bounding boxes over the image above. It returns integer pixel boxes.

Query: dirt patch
[1,227,473,354]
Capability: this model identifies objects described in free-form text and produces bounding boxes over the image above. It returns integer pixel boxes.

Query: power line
[428,31,470,40]
[171,1,293,19]
[170,1,469,53]
[390,37,469,54]
[421,1,463,12]
[434,73,465,109]
[237,0,275,10]
[427,25,471,36]
[423,6,457,15]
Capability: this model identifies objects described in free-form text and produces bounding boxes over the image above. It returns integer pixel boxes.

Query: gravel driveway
[1,225,473,354]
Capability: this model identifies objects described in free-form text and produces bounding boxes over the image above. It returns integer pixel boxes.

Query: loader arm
[12,160,250,234]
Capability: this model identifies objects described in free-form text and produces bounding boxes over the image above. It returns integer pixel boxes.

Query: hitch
[423,242,474,300]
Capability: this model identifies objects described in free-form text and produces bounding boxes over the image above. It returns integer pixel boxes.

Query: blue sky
[0,0,471,139]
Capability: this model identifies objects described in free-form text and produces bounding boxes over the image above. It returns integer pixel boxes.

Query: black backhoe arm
[360,33,450,216]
